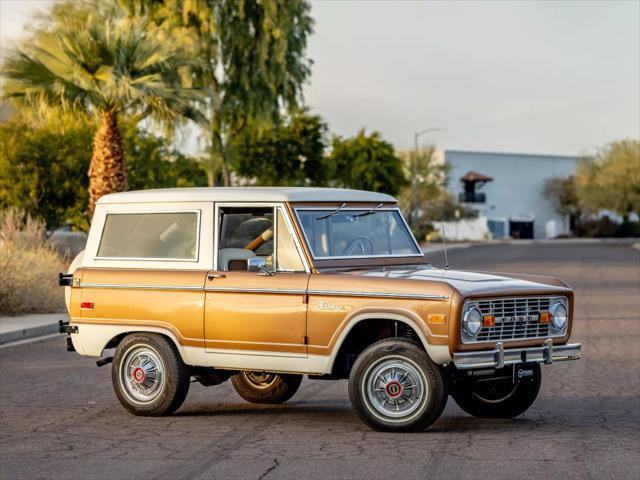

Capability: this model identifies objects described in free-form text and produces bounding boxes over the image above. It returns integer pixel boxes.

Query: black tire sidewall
[112,333,189,416]
[348,339,448,432]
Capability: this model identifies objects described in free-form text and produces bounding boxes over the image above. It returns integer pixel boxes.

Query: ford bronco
[59,187,581,432]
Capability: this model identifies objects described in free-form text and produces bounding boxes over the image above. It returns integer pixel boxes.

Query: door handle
[207,274,226,281]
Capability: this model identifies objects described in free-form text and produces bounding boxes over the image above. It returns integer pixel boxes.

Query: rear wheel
[348,338,448,432]
[231,371,302,404]
[112,333,190,416]
[452,364,541,418]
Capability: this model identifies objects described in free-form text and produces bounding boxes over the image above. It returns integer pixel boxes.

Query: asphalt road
[1,242,639,480]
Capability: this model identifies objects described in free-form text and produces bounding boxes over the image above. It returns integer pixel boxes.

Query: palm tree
[2,6,203,215]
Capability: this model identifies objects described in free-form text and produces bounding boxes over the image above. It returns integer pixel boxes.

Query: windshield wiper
[352,203,384,218]
[316,203,347,220]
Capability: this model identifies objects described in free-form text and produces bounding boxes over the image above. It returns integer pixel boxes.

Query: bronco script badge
[315,300,344,311]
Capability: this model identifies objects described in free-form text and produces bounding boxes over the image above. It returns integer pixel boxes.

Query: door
[509,220,534,239]
[204,205,309,357]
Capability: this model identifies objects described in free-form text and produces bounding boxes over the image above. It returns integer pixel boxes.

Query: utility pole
[411,127,443,228]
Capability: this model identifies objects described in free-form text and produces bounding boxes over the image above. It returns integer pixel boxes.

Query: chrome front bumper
[453,339,582,370]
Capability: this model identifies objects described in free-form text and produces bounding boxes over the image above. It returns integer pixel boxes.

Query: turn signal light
[483,315,495,327]
[428,313,446,325]
[80,302,94,310]
[540,312,551,323]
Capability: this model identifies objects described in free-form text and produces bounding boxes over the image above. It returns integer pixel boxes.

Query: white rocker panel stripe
[69,322,452,373]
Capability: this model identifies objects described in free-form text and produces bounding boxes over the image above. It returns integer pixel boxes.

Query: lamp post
[411,127,443,228]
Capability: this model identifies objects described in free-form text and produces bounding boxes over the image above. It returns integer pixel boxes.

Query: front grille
[464,296,557,343]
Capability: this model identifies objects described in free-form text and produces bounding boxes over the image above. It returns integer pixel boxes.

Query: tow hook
[96,357,113,368]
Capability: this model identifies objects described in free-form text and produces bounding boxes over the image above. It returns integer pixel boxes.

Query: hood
[339,265,571,297]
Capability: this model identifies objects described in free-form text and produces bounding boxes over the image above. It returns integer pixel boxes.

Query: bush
[0,209,66,315]
[575,217,640,238]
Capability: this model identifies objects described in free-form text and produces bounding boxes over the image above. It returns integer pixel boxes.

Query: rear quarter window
[97,212,199,260]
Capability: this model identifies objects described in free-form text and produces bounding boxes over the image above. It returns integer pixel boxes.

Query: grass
[0,209,66,316]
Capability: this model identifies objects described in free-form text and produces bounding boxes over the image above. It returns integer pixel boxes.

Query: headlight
[550,300,568,331]
[462,306,483,336]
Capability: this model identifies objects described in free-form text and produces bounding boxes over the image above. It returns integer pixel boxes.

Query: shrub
[0,209,66,315]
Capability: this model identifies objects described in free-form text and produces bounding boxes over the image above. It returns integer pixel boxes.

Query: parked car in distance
[59,187,581,432]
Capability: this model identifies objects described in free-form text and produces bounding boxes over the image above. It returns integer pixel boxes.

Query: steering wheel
[244,228,273,251]
[343,236,375,256]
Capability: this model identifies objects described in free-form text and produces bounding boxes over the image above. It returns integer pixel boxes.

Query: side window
[276,208,305,272]
[97,212,199,260]
[217,207,274,271]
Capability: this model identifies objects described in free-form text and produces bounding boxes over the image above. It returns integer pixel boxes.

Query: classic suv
[59,187,581,432]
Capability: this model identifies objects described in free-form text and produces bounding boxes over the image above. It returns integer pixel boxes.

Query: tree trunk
[207,127,227,187]
[88,110,127,216]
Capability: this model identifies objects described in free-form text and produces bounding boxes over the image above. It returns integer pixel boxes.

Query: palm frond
[1,3,205,127]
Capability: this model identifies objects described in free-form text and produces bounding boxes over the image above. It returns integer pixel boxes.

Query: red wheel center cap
[132,367,145,383]
[385,380,403,399]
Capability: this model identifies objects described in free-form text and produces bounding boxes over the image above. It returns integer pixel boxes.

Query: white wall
[444,150,578,239]
[432,218,491,242]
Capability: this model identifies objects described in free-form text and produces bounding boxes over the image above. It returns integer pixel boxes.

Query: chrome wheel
[364,357,427,420]
[120,346,166,405]
[241,371,278,389]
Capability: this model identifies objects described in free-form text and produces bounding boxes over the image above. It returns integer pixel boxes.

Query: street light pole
[411,127,443,228]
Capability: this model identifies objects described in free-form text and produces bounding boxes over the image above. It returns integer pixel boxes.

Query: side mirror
[227,257,274,275]
[246,257,267,273]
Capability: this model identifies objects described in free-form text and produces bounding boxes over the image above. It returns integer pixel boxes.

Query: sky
[1,0,639,156]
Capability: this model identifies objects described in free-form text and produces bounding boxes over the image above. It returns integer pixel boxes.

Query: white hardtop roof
[97,187,396,205]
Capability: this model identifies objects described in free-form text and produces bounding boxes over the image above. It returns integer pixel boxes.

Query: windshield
[295,208,421,259]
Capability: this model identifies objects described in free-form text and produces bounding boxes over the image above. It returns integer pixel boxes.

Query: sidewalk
[0,313,67,346]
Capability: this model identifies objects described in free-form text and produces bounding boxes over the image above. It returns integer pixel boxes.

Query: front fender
[325,309,452,371]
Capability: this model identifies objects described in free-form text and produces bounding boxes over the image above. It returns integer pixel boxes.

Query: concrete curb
[0,313,66,346]
[0,323,61,346]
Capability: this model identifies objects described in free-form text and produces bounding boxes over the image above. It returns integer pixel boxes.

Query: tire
[231,371,302,404]
[112,333,190,416]
[452,364,541,418]
[348,338,448,432]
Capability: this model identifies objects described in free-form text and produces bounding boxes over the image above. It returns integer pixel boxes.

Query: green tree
[122,123,209,190]
[576,139,640,219]
[0,119,93,230]
[544,175,582,235]
[135,0,314,186]
[230,111,328,185]
[0,118,208,231]
[397,146,447,220]
[396,146,475,239]
[2,3,203,215]
[544,175,581,217]
[328,130,407,196]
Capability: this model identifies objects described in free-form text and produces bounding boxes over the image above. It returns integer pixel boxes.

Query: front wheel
[452,364,541,418]
[231,372,302,404]
[348,339,448,432]
[112,333,190,416]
